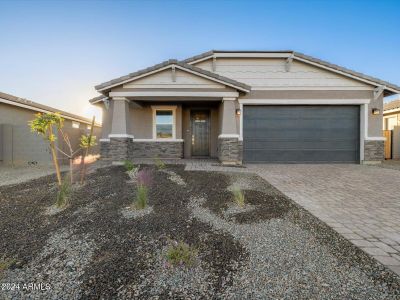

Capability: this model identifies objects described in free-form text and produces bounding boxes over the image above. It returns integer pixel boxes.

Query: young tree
[29,112,63,186]
[79,116,97,184]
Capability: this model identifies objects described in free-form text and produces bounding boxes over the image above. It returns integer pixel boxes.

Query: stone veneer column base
[108,138,132,162]
[100,141,111,161]
[129,141,183,159]
[363,140,384,164]
[218,138,243,165]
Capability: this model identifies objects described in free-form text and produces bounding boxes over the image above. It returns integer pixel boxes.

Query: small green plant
[56,176,71,208]
[133,185,148,209]
[124,160,135,172]
[232,187,245,207]
[154,157,166,170]
[166,241,198,267]
[132,168,153,210]
[0,258,17,271]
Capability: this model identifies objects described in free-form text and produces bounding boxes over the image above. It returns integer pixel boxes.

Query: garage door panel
[246,149,359,163]
[245,139,358,151]
[243,105,360,163]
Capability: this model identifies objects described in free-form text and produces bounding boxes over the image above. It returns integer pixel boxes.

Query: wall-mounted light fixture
[372,108,380,115]
[235,109,241,116]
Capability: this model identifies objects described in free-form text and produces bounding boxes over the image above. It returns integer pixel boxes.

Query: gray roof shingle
[384,99,400,111]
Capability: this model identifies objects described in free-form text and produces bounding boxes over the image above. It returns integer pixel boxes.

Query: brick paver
[246,164,400,275]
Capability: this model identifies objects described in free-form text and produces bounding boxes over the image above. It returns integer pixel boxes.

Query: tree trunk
[49,126,62,186]
[80,116,95,184]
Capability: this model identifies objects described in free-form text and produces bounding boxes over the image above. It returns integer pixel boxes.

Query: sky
[0,0,399,121]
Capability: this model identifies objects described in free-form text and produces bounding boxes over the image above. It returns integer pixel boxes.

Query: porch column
[108,97,133,162]
[218,98,242,164]
[110,97,132,137]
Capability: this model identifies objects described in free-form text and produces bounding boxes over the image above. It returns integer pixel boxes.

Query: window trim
[151,105,177,140]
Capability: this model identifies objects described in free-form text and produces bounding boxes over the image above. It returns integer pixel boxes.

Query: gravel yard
[0,165,69,187]
[0,165,399,299]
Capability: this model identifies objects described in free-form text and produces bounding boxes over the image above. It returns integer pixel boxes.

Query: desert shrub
[232,187,245,207]
[154,157,166,170]
[136,168,153,187]
[166,241,198,267]
[56,176,71,208]
[132,168,153,209]
[0,257,16,271]
[124,160,135,171]
[134,185,148,209]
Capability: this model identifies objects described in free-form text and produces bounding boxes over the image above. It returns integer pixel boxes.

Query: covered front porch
[98,92,243,164]
[91,60,250,164]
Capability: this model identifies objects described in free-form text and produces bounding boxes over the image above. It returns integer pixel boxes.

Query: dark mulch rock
[0,164,399,299]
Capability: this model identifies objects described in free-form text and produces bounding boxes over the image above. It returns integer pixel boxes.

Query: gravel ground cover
[0,165,399,299]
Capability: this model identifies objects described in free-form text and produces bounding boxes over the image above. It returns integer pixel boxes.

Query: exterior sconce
[235,109,241,116]
[372,108,380,115]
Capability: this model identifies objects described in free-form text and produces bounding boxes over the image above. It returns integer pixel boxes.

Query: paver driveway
[247,164,400,275]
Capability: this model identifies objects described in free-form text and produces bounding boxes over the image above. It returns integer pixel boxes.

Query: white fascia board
[365,137,386,141]
[218,134,240,138]
[109,91,239,98]
[251,87,374,91]
[90,97,108,104]
[186,55,214,65]
[108,134,134,138]
[383,108,400,115]
[132,139,184,142]
[0,97,94,125]
[239,99,371,105]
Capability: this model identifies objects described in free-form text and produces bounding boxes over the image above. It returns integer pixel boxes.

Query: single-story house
[0,92,101,166]
[89,50,400,164]
[383,97,400,159]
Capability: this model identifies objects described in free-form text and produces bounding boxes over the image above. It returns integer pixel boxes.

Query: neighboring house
[0,92,101,166]
[89,50,400,164]
[383,98,400,159]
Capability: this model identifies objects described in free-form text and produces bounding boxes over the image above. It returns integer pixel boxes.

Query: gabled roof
[183,50,400,95]
[0,91,101,126]
[95,59,251,93]
[384,99,400,112]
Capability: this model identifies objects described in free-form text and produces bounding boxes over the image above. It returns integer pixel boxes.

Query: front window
[156,110,173,138]
[152,106,176,139]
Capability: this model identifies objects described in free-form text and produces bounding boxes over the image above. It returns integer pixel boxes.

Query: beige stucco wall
[383,111,400,130]
[392,126,400,159]
[0,103,101,165]
[121,104,184,139]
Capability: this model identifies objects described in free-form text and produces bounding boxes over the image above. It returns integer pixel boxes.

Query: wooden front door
[191,110,210,157]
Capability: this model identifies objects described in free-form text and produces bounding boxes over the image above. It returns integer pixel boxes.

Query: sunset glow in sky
[1,0,399,120]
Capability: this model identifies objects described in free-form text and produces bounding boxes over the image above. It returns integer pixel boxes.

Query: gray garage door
[243,105,360,163]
